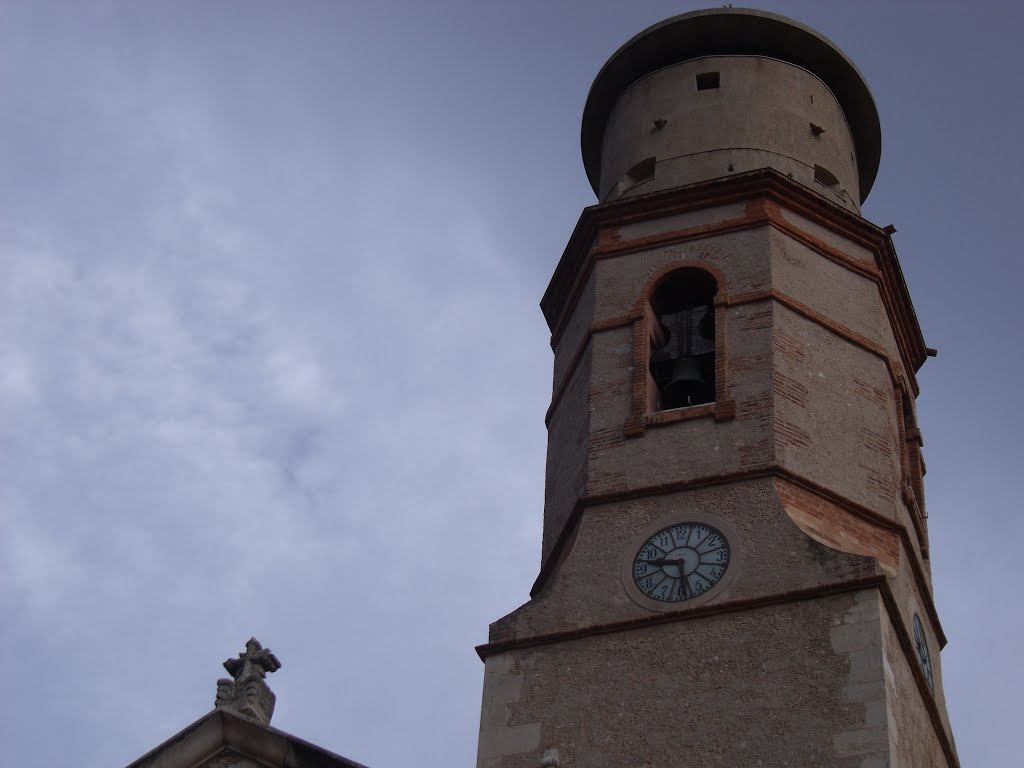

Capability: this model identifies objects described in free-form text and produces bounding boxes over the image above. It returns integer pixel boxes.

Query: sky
[1,1,1022,766]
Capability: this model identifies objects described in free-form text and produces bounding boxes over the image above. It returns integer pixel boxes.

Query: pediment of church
[127,640,367,768]
[127,708,367,768]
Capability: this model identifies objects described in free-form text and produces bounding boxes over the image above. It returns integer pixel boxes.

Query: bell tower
[476,9,958,768]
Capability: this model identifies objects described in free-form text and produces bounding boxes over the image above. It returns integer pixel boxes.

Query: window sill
[624,399,735,437]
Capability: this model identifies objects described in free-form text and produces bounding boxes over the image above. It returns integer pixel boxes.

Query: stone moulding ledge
[528,465,945,648]
[487,575,889,659]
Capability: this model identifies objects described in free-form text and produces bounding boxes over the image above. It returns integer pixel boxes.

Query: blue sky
[1,2,1021,766]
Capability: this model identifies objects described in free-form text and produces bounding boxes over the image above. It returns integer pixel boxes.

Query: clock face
[633,522,730,603]
[912,613,935,691]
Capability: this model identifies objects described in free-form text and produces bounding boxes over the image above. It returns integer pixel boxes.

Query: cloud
[0,10,549,761]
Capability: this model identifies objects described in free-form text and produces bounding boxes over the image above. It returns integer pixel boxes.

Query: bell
[661,356,713,409]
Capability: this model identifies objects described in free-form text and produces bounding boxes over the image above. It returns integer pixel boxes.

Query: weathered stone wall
[542,346,590,562]
[481,591,892,768]
[600,56,860,212]
[882,607,956,766]
[491,478,878,643]
[551,272,595,390]
[772,302,901,515]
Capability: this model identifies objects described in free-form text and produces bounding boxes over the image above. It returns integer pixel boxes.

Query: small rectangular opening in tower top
[626,156,656,182]
[696,72,720,90]
[814,164,842,192]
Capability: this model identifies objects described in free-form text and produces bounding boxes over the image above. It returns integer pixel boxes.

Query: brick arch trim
[625,260,736,437]
[630,259,727,317]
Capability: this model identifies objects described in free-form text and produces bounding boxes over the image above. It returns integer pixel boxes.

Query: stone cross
[215,638,281,725]
[223,637,282,681]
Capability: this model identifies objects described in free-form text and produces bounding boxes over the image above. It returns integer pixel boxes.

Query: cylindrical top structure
[582,8,881,210]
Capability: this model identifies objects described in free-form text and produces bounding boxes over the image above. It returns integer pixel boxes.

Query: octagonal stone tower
[476,9,958,768]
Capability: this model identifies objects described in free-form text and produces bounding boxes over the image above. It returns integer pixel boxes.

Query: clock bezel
[912,612,935,692]
[621,511,741,613]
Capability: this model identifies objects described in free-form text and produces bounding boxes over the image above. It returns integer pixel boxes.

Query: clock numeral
[699,535,722,552]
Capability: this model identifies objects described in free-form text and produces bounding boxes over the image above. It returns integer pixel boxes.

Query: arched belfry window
[648,269,717,410]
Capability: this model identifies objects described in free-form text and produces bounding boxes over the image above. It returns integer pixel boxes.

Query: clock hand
[646,557,687,570]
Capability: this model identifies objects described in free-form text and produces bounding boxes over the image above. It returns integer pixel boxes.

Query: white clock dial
[632,522,730,602]
[913,613,934,691]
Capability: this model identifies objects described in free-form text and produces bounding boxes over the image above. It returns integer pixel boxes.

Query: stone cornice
[540,170,929,394]
[126,708,368,768]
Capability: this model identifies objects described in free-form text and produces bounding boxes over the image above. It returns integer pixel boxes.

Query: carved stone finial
[215,638,281,725]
